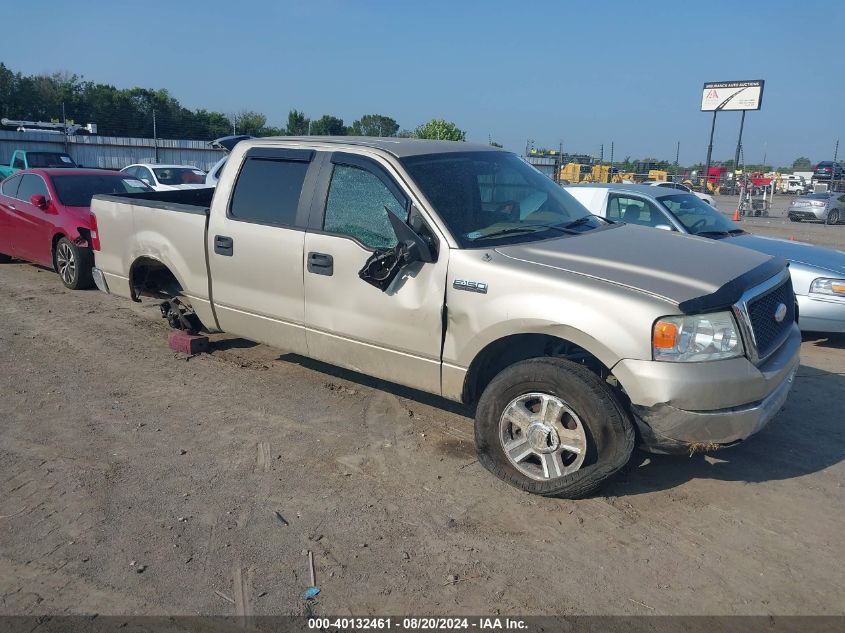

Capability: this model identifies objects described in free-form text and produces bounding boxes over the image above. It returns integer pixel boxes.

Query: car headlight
[810,278,845,297]
[653,311,744,362]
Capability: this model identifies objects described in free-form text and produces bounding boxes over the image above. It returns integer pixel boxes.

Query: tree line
[0,64,466,141]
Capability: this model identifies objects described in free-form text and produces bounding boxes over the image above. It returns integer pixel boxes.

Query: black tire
[789,216,800,223]
[54,237,94,290]
[475,357,635,498]
[827,209,840,225]
[0,253,12,263]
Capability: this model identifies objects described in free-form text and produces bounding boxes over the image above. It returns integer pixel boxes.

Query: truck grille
[747,278,794,358]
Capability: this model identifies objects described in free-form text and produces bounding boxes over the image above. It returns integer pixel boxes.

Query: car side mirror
[654,224,674,231]
[30,194,48,210]
[357,209,435,292]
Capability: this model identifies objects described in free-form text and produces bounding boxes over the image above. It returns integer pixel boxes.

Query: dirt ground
[1,251,844,616]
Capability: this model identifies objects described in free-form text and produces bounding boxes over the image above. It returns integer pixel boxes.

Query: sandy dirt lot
[1,253,843,617]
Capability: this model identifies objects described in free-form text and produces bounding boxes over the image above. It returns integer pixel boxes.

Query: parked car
[812,161,845,181]
[120,164,207,191]
[206,135,253,187]
[788,192,845,224]
[643,180,715,206]
[91,138,799,498]
[0,168,151,288]
[0,149,78,178]
[566,184,845,333]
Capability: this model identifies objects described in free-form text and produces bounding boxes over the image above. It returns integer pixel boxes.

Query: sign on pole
[700,80,765,111]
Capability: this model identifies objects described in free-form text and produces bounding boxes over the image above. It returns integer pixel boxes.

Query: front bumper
[797,293,845,333]
[91,266,110,294]
[788,208,826,221]
[613,324,801,453]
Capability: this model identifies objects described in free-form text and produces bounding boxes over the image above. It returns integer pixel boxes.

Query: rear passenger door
[207,147,319,356]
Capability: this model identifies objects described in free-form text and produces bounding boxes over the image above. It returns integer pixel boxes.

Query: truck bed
[91,188,215,311]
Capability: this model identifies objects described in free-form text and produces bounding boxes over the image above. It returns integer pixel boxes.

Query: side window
[1,174,23,197]
[12,154,25,170]
[229,157,309,226]
[137,167,154,185]
[122,166,138,178]
[17,175,49,202]
[608,195,665,227]
[323,164,406,249]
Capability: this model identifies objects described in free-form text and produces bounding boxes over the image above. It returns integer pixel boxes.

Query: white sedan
[644,180,715,206]
[120,164,207,191]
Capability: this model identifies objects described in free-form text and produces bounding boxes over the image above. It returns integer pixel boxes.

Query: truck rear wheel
[475,357,634,498]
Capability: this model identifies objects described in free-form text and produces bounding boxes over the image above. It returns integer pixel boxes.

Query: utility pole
[62,102,69,153]
[152,109,158,164]
[608,142,614,183]
[703,110,717,193]
[675,141,680,179]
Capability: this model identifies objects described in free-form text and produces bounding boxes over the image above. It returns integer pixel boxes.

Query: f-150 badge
[453,279,488,294]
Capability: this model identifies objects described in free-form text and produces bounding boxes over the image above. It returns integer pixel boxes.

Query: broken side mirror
[358,209,434,291]
[30,194,48,210]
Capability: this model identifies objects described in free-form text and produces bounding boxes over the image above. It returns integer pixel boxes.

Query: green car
[0,149,78,178]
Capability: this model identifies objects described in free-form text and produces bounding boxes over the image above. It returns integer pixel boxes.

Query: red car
[0,168,151,289]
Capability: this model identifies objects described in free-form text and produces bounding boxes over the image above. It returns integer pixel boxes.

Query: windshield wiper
[562,214,608,229]
[471,224,577,241]
[695,230,731,238]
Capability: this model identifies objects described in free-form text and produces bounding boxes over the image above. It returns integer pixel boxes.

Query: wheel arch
[461,330,620,405]
[128,255,185,302]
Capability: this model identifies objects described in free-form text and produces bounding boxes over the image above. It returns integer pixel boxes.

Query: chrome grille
[747,278,794,358]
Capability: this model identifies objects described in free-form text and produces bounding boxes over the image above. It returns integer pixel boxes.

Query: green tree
[349,113,399,137]
[285,109,310,136]
[792,157,812,170]
[413,118,466,141]
[309,114,346,136]
[231,110,267,136]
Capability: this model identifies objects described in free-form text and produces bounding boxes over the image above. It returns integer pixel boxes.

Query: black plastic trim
[677,257,788,314]
[244,147,314,162]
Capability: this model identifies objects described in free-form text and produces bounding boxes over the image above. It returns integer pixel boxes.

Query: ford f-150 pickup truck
[90,137,800,498]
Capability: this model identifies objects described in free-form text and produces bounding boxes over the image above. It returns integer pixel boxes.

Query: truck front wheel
[475,357,634,498]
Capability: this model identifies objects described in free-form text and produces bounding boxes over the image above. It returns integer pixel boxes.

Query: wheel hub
[526,422,559,453]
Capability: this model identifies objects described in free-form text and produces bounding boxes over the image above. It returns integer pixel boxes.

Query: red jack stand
[168,330,209,355]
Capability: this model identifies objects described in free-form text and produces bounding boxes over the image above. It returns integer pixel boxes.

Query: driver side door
[303,152,447,394]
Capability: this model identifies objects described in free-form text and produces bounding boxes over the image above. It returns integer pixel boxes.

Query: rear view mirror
[30,194,48,210]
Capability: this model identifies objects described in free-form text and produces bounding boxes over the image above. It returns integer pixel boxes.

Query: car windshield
[401,151,602,247]
[804,193,832,200]
[27,152,76,168]
[51,174,152,207]
[153,167,206,185]
[659,193,738,235]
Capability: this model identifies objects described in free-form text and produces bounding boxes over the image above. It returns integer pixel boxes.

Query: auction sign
[700,80,764,111]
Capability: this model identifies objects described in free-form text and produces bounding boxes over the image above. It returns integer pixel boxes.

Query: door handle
[8,204,15,210]
[214,235,233,256]
[307,251,333,276]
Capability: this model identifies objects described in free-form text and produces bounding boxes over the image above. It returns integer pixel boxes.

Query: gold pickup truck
[89,137,800,497]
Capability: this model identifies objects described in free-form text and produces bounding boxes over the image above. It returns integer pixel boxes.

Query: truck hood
[495,224,782,312]
[727,233,845,276]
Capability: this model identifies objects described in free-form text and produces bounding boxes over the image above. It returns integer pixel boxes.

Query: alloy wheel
[499,392,588,481]
[56,242,76,285]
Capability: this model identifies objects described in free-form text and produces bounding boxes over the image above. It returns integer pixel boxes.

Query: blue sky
[2,0,842,166]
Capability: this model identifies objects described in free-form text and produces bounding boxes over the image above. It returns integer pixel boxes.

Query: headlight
[653,311,744,362]
[810,278,845,297]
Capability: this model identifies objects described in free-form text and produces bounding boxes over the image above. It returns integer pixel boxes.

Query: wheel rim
[830,210,839,225]
[499,392,588,481]
[56,242,76,285]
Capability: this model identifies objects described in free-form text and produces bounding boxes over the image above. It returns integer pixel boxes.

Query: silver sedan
[788,192,845,225]
[566,183,845,333]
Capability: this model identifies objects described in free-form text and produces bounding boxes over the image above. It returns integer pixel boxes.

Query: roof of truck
[249,136,501,158]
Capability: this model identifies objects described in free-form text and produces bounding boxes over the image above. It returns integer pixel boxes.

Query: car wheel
[827,209,840,225]
[55,237,94,290]
[475,357,634,498]
[789,216,800,222]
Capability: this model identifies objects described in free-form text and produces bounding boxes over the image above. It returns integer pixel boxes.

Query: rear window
[52,175,152,207]
[153,167,206,185]
[229,158,309,226]
[26,152,76,168]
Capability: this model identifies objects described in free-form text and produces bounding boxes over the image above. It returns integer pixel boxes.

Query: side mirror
[654,224,674,231]
[358,209,434,291]
[30,194,48,210]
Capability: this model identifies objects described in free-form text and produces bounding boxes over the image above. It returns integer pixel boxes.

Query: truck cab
[0,150,78,178]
